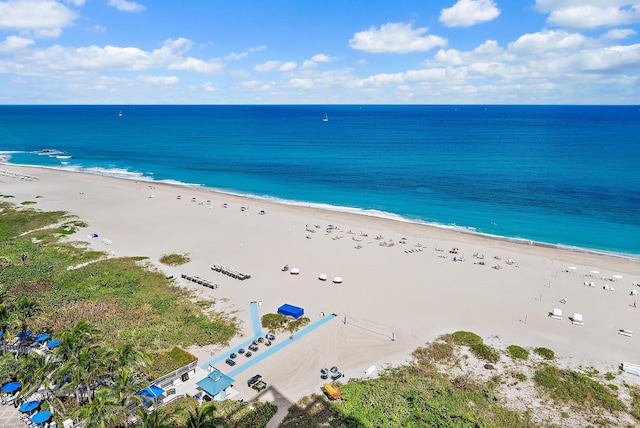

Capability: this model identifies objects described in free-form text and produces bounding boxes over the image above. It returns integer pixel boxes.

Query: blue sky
[0,0,639,104]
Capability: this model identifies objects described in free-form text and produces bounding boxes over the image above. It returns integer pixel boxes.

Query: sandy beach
[2,163,640,412]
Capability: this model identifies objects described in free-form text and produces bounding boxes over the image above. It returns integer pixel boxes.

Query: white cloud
[136,75,179,85]
[0,35,34,52]
[0,0,76,37]
[254,60,281,72]
[279,62,297,72]
[439,0,501,27]
[310,54,332,62]
[509,30,586,55]
[602,28,636,39]
[202,82,217,92]
[94,25,107,33]
[349,22,447,53]
[535,0,640,29]
[108,0,145,12]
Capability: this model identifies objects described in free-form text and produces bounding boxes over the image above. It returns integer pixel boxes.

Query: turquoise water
[1,105,639,257]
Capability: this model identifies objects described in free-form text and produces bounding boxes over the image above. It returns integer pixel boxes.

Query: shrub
[159,253,190,266]
[452,331,483,347]
[506,345,529,360]
[471,343,500,364]
[534,347,555,360]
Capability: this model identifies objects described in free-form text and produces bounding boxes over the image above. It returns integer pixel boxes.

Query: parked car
[225,358,236,366]
[245,351,252,358]
[238,348,245,354]
[229,353,237,359]
[266,333,276,341]
[248,344,259,352]
[264,340,272,346]
[247,374,267,392]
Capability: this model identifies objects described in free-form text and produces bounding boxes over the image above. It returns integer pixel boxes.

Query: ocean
[1,105,639,258]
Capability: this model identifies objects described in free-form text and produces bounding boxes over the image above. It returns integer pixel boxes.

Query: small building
[196,368,234,401]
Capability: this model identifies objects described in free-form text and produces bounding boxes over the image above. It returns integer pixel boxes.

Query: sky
[0,0,639,104]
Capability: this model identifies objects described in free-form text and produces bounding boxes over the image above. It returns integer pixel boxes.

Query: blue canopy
[16,330,32,339]
[33,333,50,343]
[1,381,21,393]
[138,385,164,403]
[0,331,4,337]
[31,411,51,424]
[19,400,40,413]
[46,339,61,348]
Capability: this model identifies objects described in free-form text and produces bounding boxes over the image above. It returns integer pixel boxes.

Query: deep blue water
[1,105,639,257]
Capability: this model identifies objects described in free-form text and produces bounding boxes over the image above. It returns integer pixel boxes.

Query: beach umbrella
[33,333,50,343]
[31,411,51,425]
[567,266,577,271]
[19,400,40,413]
[16,330,32,339]
[0,331,3,338]
[45,339,61,348]
[612,275,623,280]
[590,270,600,274]
[1,381,21,393]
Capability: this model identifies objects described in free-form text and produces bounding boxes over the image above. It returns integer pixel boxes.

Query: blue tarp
[138,385,165,403]
[278,304,304,319]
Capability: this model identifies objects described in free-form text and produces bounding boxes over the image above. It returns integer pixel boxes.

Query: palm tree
[72,387,128,428]
[108,343,150,373]
[135,407,174,428]
[12,297,38,352]
[182,402,227,428]
[109,366,144,407]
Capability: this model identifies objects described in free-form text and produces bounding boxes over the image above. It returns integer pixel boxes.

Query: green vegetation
[506,344,529,360]
[0,201,241,425]
[158,396,277,427]
[261,313,311,334]
[452,330,500,364]
[20,200,37,205]
[534,364,626,413]
[159,252,191,266]
[534,347,555,360]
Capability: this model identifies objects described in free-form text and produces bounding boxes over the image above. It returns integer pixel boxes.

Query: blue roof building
[196,368,234,401]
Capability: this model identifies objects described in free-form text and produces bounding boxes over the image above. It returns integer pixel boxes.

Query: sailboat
[322,113,329,122]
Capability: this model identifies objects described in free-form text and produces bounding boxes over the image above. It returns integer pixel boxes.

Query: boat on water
[118,110,123,117]
[322,113,328,122]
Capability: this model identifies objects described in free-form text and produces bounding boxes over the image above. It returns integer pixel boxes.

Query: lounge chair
[549,308,563,320]
[619,329,633,337]
[570,313,584,326]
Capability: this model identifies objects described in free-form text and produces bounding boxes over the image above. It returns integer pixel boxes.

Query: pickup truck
[247,374,267,392]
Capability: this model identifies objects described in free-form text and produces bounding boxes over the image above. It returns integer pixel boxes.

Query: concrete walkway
[0,402,24,427]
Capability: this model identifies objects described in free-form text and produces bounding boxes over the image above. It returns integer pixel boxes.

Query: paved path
[0,402,24,427]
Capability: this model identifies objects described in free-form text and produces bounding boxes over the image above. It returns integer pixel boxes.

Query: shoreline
[1,162,640,409]
[2,159,638,262]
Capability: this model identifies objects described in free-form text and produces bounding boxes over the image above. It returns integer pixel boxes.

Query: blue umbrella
[1,381,21,393]
[31,411,51,424]
[33,333,50,343]
[16,330,32,339]
[19,400,40,413]
[0,331,4,337]
[45,339,61,348]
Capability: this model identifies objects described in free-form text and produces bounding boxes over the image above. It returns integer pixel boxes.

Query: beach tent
[333,277,343,284]
[290,267,300,275]
[318,273,328,281]
[278,304,304,319]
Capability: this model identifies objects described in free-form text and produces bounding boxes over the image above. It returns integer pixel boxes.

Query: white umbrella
[590,270,600,274]
[612,275,623,280]
[567,266,577,270]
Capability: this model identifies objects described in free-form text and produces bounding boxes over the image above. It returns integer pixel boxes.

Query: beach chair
[570,313,584,326]
[549,308,563,320]
[619,329,633,337]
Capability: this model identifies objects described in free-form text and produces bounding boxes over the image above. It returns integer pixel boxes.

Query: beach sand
[2,164,640,415]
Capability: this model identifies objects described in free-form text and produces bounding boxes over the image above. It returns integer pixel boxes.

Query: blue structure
[197,369,234,401]
[278,304,304,319]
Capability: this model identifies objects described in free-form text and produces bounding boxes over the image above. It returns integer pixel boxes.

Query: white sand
[2,164,640,410]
